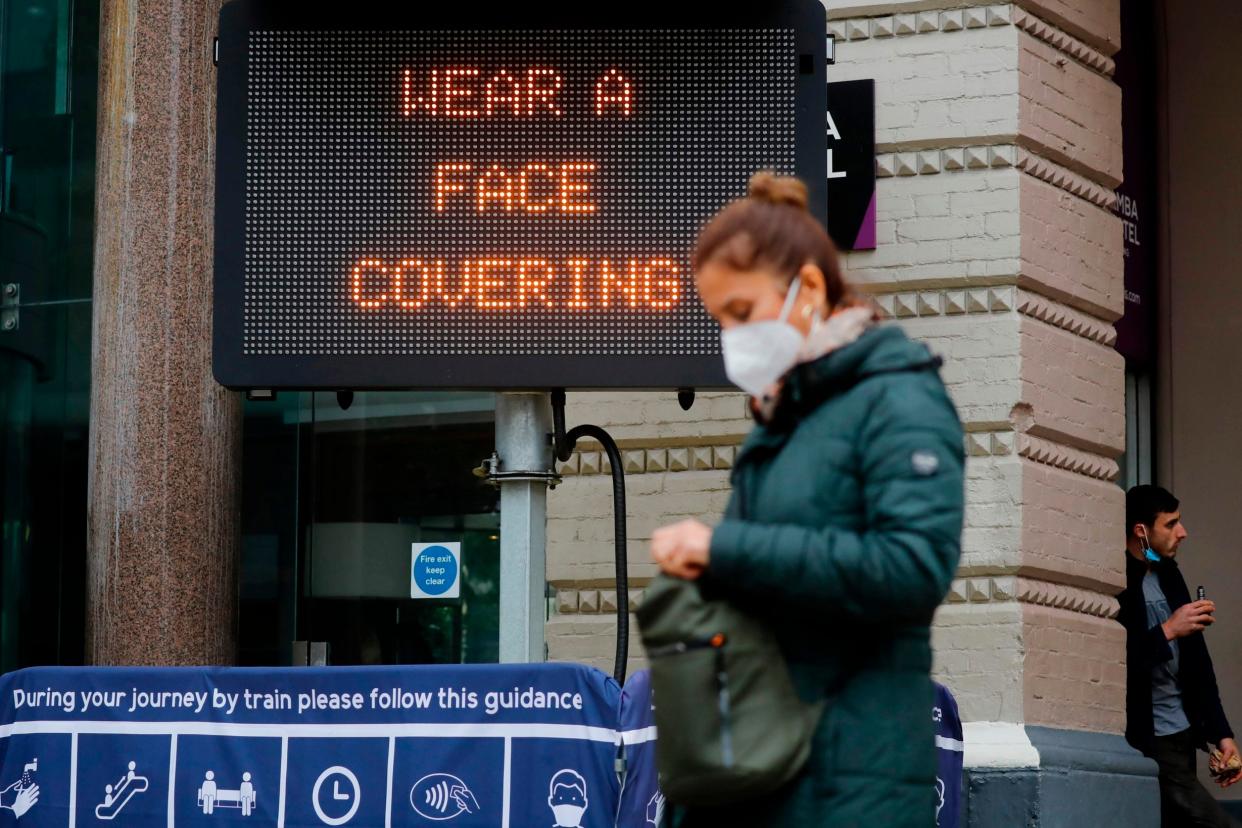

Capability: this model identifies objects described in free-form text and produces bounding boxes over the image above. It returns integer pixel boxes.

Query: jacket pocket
[648,635,734,777]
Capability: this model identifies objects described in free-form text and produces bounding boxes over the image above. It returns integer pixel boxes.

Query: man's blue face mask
[1140,528,1161,563]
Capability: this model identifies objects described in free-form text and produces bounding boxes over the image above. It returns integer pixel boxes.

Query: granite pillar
[87,0,239,665]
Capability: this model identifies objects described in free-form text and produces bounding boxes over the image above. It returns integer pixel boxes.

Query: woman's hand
[650,519,713,580]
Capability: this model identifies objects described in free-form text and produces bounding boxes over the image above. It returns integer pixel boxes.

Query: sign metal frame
[212,1,828,390]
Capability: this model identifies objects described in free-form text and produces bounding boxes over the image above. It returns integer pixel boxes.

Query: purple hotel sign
[1112,3,1156,368]
[825,79,876,251]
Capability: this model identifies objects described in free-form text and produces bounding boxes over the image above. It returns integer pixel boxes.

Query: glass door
[0,0,97,671]
[238,392,500,666]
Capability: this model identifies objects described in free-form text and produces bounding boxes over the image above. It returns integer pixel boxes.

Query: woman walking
[649,172,965,826]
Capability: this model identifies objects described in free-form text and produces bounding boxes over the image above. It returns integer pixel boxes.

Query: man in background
[1120,485,1241,826]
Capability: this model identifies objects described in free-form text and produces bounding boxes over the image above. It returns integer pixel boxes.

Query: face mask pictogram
[548,769,588,827]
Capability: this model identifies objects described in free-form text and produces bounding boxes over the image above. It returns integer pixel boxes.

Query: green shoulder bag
[636,574,825,806]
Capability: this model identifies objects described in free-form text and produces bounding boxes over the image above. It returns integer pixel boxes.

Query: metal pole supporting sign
[492,393,557,663]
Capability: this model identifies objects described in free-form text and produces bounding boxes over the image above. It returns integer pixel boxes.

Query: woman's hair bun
[747,172,808,210]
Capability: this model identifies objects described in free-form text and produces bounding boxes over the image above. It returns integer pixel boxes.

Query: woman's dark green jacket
[681,324,965,827]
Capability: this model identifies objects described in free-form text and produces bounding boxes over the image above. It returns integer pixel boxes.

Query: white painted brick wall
[1018,32,1122,184]
[546,613,647,679]
[1019,173,1123,318]
[933,602,1026,722]
[959,455,1024,574]
[1020,462,1125,593]
[1023,606,1126,732]
[828,27,1020,148]
[547,469,733,584]
[821,1,1120,58]
[899,314,1022,425]
[558,390,750,443]
[844,170,1022,287]
[1019,317,1125,454]
[1014,0,1121,54]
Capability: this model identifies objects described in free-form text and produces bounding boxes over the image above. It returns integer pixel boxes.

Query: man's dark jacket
[1117,552,1233,756]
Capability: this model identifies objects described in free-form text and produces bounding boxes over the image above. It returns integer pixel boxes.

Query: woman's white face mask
[719,276,805,398]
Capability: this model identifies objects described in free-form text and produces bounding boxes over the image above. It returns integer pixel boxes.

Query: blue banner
[616,672,659,828]
[933,682,964,828]
[618,671,965,828]
[0,664,630,827]
[1,665,960,827]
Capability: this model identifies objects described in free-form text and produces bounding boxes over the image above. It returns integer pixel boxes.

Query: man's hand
[1161,600,1215,640]
[650,520,712,580]
[1212,738,1242,788]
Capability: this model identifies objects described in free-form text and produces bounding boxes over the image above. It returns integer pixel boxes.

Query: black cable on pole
[551,390,629,685]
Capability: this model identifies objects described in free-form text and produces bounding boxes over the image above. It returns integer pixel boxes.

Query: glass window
[1122,371,1154,490]
[239,392,500,666]
[0,0,98,672]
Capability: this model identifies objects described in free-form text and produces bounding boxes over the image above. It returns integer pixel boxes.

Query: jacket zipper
[646,632,726,658]
[716,642,734,768]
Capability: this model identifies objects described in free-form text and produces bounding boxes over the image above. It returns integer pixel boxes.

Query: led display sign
[213,2,827,389]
